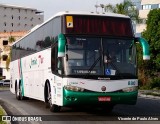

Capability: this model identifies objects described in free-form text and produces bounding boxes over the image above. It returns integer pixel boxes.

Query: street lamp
[100,4,105,13]
[95,4,105,13]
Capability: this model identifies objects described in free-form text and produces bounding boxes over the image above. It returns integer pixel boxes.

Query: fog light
[64,85,84,92]
[122,86,138,92]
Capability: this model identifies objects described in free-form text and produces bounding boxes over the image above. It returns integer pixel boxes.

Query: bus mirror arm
[135,37,150,60]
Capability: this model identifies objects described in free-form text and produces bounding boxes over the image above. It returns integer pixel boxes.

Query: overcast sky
[0,0,123,21]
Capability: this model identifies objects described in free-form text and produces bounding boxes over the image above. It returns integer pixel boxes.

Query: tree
[6,52,11,71]
[8,36,16,43]
[142,9,160,78]
[5,36,16,71]
[105,0,141,23]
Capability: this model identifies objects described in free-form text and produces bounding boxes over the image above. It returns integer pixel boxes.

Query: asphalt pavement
[0,89,160,124]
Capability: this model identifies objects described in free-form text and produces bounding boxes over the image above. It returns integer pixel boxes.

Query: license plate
[98,96,111,102]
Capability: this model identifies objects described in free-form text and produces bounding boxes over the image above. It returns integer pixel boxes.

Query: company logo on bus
[101,86,106,91]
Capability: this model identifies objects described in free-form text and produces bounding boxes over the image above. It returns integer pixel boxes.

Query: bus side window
[51,44,57,73]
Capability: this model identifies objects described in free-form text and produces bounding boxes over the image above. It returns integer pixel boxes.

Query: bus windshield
[65,36,136,77]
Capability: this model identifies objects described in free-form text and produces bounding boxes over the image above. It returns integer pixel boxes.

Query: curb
[0,98,40,124]
[138,93,160,99]
[0,105,11,124]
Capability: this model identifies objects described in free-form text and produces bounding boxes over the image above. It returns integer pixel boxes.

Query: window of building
[147,4,151,9]
[11,23,14,27]
[30,17,33,21]
[2,55,8,61]
[3,40,8,45]
[142,4,151,10]
[18,16,21,20]
[12,15,14,19]
[4,22,6,26]
[0,68,2,77]
[4,30,6,33]
[151,4,158,9]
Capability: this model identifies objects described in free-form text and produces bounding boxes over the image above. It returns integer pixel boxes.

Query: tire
[46,83,61,112]
[19,82,28,100]
[16,84,20,100]
[19,84,24,100]
[16,82,26,100]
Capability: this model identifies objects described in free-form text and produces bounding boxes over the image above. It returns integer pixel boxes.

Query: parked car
[0,80,10,86]
[0,80,3,86]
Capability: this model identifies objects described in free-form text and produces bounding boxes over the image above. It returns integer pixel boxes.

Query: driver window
[51,43,64,75]
[57,58,63,74]
[51,44,57,73]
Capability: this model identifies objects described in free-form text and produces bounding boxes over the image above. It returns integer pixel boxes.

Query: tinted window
[65,15,133,37]
[11,17,61,61]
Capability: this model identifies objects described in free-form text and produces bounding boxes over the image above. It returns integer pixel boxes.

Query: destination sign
[73,69,97,74]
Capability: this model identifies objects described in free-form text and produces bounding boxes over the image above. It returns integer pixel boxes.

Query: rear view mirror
[135,37,150,60]
[58,34,66,57]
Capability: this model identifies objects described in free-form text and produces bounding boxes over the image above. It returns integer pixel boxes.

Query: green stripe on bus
[20,59,24,96]
[63,89,138,106]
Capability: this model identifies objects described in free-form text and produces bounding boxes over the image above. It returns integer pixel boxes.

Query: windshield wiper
[85,56,101,78]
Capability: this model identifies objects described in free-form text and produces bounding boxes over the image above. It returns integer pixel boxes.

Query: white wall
[0,5,44,32]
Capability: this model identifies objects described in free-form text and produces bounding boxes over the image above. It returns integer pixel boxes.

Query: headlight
[64,85,84,92]
[122,86,138,92]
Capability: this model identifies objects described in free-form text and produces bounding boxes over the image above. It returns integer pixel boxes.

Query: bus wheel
[15,85,20,100]
[47,84,61,112]
[19,82,27,100]
[19,84,24,100]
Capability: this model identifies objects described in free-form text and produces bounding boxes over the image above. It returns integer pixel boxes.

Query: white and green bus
[10,11,150,112]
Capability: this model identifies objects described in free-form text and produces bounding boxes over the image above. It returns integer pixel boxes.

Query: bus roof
[12,11,131,46]
[36,11,130,31]
[53,11,130,18]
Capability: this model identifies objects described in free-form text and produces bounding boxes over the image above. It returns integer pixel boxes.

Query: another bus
[10,11,150,112]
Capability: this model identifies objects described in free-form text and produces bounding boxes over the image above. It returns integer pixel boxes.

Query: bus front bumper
[63,89,138,106]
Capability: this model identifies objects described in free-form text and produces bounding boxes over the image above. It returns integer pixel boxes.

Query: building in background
[0,3,44,80]
[0,4,44,32]
[0,31,27,80]
[136,0,160,36]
